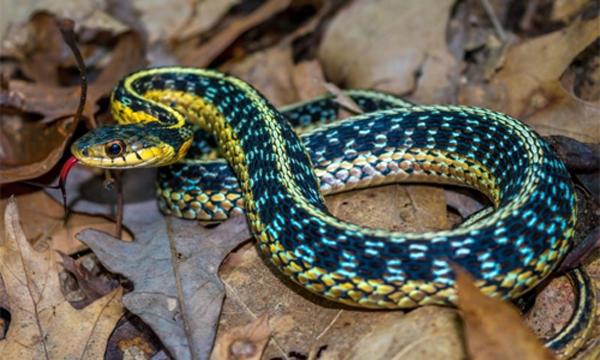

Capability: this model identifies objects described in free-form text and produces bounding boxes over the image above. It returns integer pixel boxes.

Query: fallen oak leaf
[211,313,271,360]
[0,198,123,359]
[77,214,251,360]
[454,266,555,360]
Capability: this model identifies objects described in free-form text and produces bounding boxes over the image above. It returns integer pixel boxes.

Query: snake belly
[112,67,578,312]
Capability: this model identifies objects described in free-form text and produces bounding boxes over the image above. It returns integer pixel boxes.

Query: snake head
[71,123,192,168]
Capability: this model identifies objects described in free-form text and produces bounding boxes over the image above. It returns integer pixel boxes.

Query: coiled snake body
[70,67,595,357]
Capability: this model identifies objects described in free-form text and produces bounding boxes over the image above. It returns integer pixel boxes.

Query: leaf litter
[1,1,599,359]
[0,198,123,359]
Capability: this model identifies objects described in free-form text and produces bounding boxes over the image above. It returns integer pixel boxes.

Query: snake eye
[105,140,125,158]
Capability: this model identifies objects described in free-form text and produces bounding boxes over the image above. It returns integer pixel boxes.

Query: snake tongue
[58,156,79,215]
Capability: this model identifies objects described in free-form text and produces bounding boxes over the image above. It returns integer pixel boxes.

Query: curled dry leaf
[211,314,271,360]
[58,251,120,309]
[454,266,555,360]
[105,314,165,359]
[0,198,123,359]
[318,0,460,104]
[77,215,251,360]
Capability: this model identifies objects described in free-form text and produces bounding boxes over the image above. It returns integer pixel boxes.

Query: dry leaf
[459,17,600,142]
[0,0,100,47]
[132,0,238,44]
[455,266,555,360]
[228,44,298,106]
[0,190,131,255]
[318,0,460,104]
[77,215,251,360]
[211,314,271,360]
[321,81,363,115]
[291,60,328,101]
[58,252,120,309]
[177,0,291,67]
[105,314,164,359]
[345,308,463,360]
[0,198,123,359]
[327,185,450,232]
[551,0,590,22]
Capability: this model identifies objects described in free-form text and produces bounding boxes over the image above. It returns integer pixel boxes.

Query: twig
[479,0,508,43]
[558,226,600,272]
[55,18,89,220]
[57,18,125,236]
[101,172,124,239]
[519,0,539,32]
[56,18,92,128]
[114,171,124,239]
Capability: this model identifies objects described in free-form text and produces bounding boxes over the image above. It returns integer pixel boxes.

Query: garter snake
[68,67,596,357]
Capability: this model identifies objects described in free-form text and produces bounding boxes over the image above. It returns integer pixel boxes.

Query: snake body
[70,67,595,357]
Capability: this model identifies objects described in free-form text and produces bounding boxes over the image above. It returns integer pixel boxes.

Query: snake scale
[68,67,595,357]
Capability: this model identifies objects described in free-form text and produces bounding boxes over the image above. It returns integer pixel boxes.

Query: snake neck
[115,67,326,214]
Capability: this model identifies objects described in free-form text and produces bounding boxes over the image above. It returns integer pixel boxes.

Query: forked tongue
[58,156,79,215]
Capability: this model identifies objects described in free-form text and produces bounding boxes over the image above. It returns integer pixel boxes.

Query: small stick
[56,18,92,128]
[114,171,124,239]
[57,17,123,237]
[479,0,508,43]
[55,18,89,220]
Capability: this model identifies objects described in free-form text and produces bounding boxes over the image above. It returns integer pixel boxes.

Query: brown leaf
[105,314,165,359]
[0,111,77,184]
[133,0,237,44]
[211,314,271,360]
[454,266,555,360]
[77,214,251,360]
[0,198,123,359]
[291,60,328,101]
[18,12,66,85]
[58,252,120,309]
[177,0,291,67]
[321,81,363,115]
[344,308,462,360]
[551,0,590,22]
[227,45,298,106]
[318,0,461,104]
[0,191,130,255]
[459,17,600,142]
[326,185,450,233]
[524,82,600,143]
